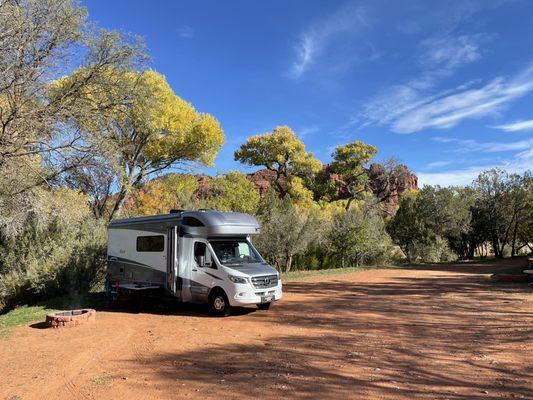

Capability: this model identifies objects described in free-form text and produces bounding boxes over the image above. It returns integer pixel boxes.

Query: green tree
[388,186,460,262]
[329,141,377,210]
[387,191,419,261]
[515,198,533,253]
[255,193,321,272]
[444,187,483,260]
[327,205,392,267]
[50,69,225,219]
[203,171,260,214]
[472,169,531,258]
[234,126,322,202]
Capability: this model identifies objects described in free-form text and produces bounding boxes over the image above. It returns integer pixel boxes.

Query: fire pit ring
[45,309,96,328]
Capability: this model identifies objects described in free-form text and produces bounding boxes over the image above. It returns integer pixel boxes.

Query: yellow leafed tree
[234,126,321,203]
[49,69,225,219]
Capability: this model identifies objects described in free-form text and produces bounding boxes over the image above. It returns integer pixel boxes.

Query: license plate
[261,295,274,303]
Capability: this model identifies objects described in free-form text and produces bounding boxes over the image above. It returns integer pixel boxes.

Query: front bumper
[227,283,283,307]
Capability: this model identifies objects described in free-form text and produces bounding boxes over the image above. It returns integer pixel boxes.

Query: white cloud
[298,126,320,138]
[363,63,533,133]
[418,167,488,187]
[418,136,533,186]
[425,160,454,169]
[493,119,533,132]
[177,25,195,39]
[418,154,533,186]
[292,36,317,78]
[433,136,533,153]
[418,158,532,186]
[290,3,370,79]
[419,34,483,74]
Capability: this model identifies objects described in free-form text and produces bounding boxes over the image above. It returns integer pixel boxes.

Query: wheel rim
[213,296,225,311]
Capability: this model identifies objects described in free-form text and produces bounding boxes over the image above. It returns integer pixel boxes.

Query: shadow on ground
[398,256,529,275]
[115,257,532,399]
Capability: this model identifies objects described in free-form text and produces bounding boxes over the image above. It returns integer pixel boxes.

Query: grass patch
[282,264,400,281]
[0,305,57,338]
[0,292,106,338]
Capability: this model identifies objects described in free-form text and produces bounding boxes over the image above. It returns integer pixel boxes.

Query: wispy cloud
[418,166,490,187]
[493,119,533,132]
[418,136,533,186]
[418,154,532,186]
[434,136,533,153]
[297,126,320,138]
[363,63,533,133]
[177,25,195,39]
[358,32,488,131]
[289,3,370,79]
[424,160,454,169]
[418,34,485,78]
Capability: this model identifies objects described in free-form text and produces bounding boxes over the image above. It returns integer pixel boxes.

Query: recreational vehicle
[106,210,282,315]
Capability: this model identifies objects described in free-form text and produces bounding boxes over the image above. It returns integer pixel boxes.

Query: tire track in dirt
[131,326,157,366]
[62,374,90,400]
[42,316,137,400]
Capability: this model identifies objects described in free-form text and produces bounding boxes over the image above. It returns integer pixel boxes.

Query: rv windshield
[209,240,263,266]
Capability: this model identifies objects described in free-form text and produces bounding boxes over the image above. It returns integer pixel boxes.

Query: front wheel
[209,289,232,316]
[256,302,272,310]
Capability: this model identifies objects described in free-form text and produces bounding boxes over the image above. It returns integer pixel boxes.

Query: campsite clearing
[1,258,531,399]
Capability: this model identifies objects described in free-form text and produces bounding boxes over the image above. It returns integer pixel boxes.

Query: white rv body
[106,210,282,312]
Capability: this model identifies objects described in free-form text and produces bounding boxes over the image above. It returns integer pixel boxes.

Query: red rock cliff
[246,163,418,209]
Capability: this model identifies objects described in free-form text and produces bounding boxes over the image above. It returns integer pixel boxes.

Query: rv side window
[136,235,165,252]
[194,242,214,268]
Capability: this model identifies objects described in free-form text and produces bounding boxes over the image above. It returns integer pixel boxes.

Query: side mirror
[197,255,205,267]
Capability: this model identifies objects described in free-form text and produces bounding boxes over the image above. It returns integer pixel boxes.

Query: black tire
[256,302,272,310]
[208,289,232,316]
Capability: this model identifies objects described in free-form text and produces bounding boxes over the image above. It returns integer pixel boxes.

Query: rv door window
[136,235,165,252]
[194,242,213,268]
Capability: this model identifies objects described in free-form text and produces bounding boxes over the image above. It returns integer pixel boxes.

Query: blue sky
[83,0,533,186]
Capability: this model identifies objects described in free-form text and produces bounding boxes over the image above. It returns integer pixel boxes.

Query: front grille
[251,275,278,289]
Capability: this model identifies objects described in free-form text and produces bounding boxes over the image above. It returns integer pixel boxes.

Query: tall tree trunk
[491,233,502,258]
[511,221,518,257]
[109,185,128,221]
[285,254,293,273]
[109,167,145,220]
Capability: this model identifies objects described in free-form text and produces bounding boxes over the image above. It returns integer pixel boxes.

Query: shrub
[326,205,394,267]
[411,236,457,263]
[0,189,107,312]
[255,193,323,272]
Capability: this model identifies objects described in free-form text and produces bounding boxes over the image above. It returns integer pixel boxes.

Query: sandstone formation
[246,163,418,210]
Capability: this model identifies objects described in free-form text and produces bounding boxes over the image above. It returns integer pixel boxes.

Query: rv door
[166,227,178,293]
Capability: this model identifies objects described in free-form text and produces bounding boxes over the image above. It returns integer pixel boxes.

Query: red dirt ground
[1,258,532,400]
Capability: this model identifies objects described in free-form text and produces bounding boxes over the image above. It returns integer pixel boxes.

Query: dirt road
[1,259,532,400]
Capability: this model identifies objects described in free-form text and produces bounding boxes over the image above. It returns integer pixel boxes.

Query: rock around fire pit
[45,309,96,328]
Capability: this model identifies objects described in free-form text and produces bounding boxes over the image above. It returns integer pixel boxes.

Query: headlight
[228,275,248,284]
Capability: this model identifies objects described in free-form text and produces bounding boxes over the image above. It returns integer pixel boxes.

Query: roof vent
[169,209,185,214]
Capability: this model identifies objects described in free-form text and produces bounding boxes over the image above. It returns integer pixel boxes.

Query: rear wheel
[209,289,232,316]
[256,302,272,310]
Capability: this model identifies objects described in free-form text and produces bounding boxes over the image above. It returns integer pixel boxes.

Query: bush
[255,193,323,272]
[326,205,394,267]
[411,236,457,263]
[0,189,107,312]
